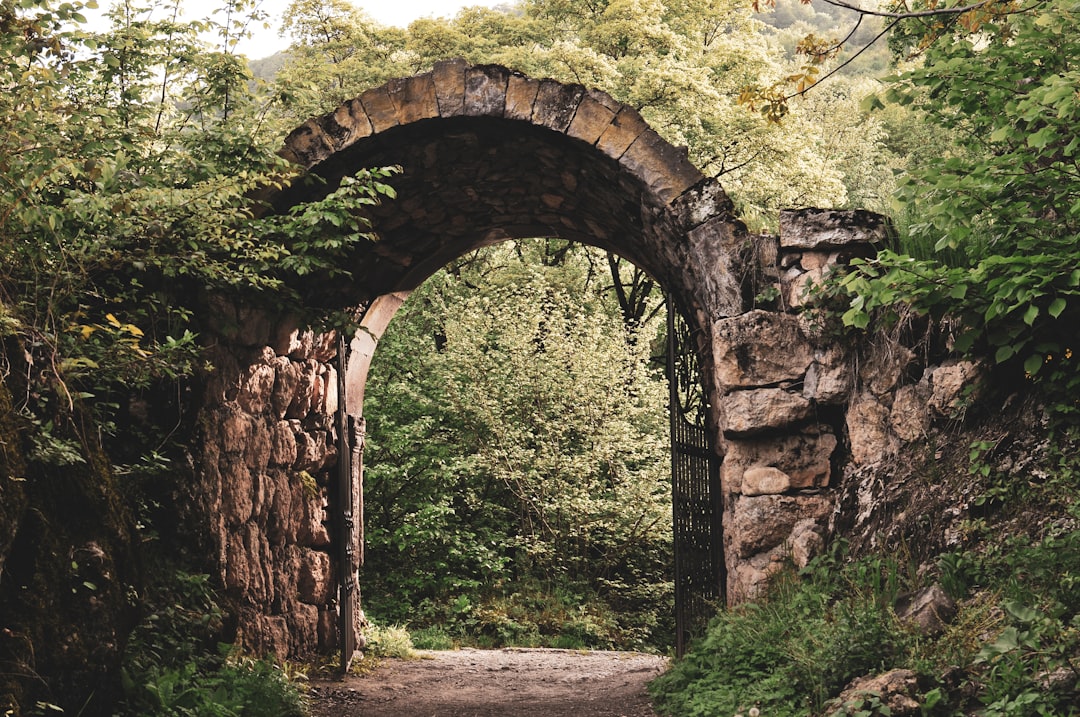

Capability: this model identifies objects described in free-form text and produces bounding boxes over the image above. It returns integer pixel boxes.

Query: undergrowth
[368,578,669,652]
[117,571,307,717]
[651,434,1080,717]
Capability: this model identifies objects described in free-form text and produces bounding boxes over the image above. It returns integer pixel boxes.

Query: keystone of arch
[280,59,704,206]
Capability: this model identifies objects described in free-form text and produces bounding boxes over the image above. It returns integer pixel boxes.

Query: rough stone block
[729,493,832,559]
[281,120,333,168]
[723,427,837,494]
[288,603,321,655]
[596,105,649,159]
[311,331,339,362]
[504,74,540,121]
[891,382,932,442]
[298,549,333,604]
[318,606,338,651]
[299,494,331,548]
[386,73,439,124]
[711,310,814,388]
[927,360,983,416]
[271,359,301,419]
[780,208,892,251]
[287,360,317,419]
[221,457,254,526]
[781,265,824,309]
[317,98,373,151]
[722,388,813,435]
[566,94,616,145]
[740,466,793,496]
[322,365,339,417]
[895,584,956,636]
[619,129,703,204]
[237,363,276,415]
[270,421,298,467]
[359,86,400,133]
[847,392,900,466]
[804,345,853,404]
[532,79,585,132]
[789,518,824,568]
[866,342,917,397]
[221,408,253,449]
[243,422,272,473]
[432,58,467,116]
[464,64,508,117]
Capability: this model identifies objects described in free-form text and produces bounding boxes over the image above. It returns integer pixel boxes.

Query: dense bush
[360,242,676,651]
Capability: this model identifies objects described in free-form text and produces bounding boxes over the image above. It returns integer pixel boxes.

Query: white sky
[84,0,510,58]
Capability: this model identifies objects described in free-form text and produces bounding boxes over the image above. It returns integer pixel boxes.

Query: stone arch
[271,59,748,327]
[198,61,889,658]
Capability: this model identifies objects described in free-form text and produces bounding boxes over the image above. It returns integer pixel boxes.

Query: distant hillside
[250,50,290,82]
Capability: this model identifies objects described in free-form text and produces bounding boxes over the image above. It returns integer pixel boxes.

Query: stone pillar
[196,300,350,658]
[710,209,888,600]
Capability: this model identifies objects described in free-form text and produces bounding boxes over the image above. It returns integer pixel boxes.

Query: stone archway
[196,60,889,659]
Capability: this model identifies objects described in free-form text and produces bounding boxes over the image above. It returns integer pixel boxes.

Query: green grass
[650,439,1080,717]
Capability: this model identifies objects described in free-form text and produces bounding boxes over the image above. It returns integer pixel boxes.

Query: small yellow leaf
[105,313,122,328]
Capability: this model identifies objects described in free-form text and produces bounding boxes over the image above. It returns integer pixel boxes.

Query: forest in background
[2,0,1079,714]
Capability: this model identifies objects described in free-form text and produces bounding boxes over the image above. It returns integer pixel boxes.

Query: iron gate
[667,302,725,656]
[335,336,364,674]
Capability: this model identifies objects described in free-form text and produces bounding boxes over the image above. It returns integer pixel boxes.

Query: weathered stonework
[197,305,350,658]
[195,64,987,656]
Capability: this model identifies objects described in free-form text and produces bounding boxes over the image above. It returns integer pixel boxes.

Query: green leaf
[1048,297,1067,318]
[1024,353,1044,376]
[1023,304,1039,325]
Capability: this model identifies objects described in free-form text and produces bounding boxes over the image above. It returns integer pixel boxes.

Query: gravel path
[307,647,669,717]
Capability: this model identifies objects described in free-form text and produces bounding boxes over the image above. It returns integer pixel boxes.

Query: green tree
[836,0,1080,415]
[274,0,897,229]
[361,243,674,649]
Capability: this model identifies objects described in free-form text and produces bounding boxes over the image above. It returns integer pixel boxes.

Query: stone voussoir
[280,119,334,168]
[464,64,510,117]
[359,85,400,133]
[596,105,649,160]
[504,73,541,121]
[566,92,618,146]
[619,129,703,205]
[386,73,440,125]
[532,79,586,133]
[432,58,468,116]
[316,98,374,153]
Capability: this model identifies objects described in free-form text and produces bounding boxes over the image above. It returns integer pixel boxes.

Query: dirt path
[307,647,669,717]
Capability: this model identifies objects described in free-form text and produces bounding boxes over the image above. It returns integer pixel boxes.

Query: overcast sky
[116,0,511,58]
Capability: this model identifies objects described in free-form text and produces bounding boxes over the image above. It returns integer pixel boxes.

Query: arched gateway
[195,60,888,665]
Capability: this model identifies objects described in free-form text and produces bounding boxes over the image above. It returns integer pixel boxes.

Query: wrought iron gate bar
[667,300,725,657]
[335,336,357,674]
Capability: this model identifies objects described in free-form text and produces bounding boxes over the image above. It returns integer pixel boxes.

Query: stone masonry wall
[714,208,980,601]
[196,298,352,658]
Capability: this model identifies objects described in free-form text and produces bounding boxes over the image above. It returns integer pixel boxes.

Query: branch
[817,0,997,20]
